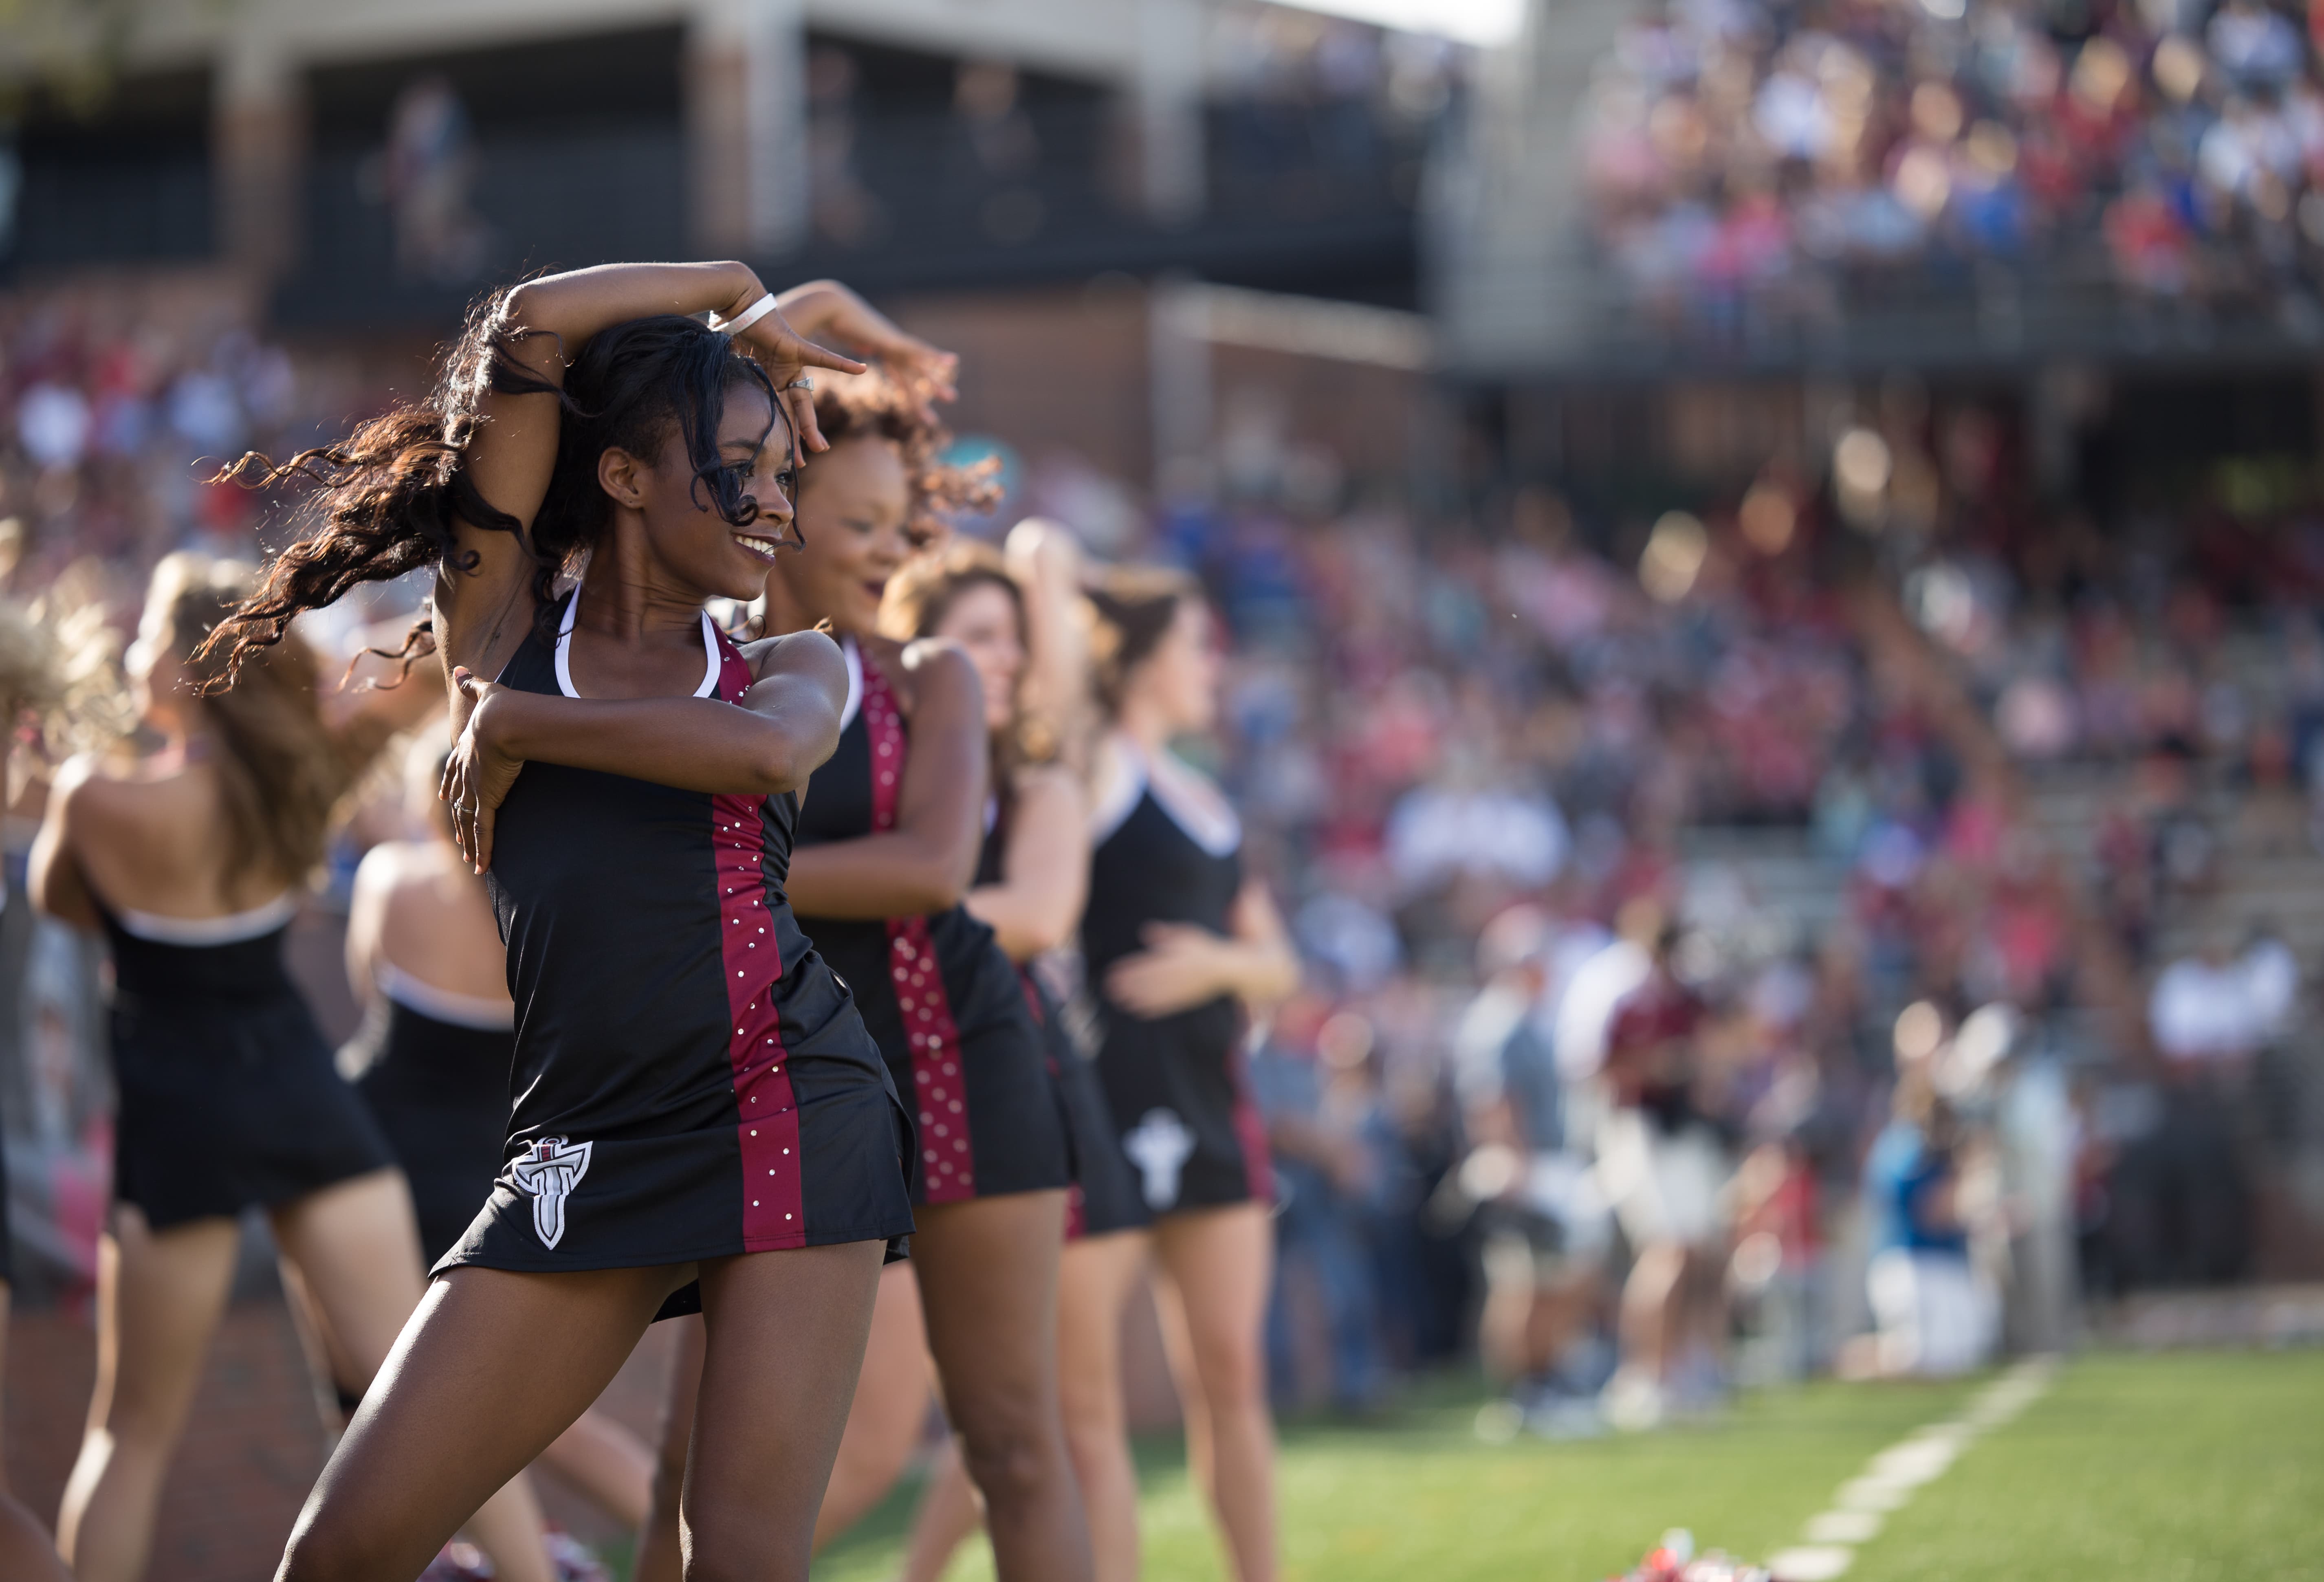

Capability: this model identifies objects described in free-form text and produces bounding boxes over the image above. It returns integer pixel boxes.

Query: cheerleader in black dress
[883,529,1149,1582]
[341,739,653,1530]
[1081,568,1299,1582]
[198,262,925,1582]
[634,366,1091,1582]
[27,553,555,1582]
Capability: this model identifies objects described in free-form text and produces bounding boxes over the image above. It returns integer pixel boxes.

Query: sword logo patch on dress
[511,1136,593,1250]
[1125,1108,1194,1210]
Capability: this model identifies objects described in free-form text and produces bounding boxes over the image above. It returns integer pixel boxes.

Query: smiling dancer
[635,344,1091,1582]
[342,737,655,1537]
[1082,567,1299,1582]
[26,553,555,1582]
[195,261,921,1582]
[881,528,1151,1582]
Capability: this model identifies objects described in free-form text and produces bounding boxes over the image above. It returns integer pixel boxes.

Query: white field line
[1764,1357,2059,1582]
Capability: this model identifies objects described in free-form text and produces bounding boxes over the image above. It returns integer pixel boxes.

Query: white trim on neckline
[554,590,720,701]
[1090,737,1242,857]
[376,960,517,1032]
[837,637,865,733]
[1089,739,1147,845]
[114,892,298,946]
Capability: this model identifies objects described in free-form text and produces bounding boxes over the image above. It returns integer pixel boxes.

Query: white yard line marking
[1765,1357,2058,1582]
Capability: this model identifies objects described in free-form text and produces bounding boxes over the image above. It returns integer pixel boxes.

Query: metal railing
[273,95,1430,326]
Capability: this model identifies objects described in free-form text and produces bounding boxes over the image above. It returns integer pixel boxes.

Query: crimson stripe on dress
[712,633,804,1250]
[1228,1037,1275,1206]
[859,653,977,1203]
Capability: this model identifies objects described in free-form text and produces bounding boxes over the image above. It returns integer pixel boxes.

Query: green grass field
[799,1349,2324,1582]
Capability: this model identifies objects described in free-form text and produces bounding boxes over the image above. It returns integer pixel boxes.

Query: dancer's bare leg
[814,1261,935,1544]
[668,1241,887,1581]
[638,1250,915,1580]
[57,1208,238,1582]
[898,1227,1149,1582]
[271,1172,551,1582]
[896,1438,982,1582]
[1055,1232,1149,1582]
[275,1262,678,1582]
[632,1316,704,1582]
[0,1283,70,1581]
[1151,1205,1275,1582]
[914,1190,1092,1582]
[540,1408,655,1528]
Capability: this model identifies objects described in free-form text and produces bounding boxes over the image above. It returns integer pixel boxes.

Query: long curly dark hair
[808,371,998,546]
[201,290,782,681]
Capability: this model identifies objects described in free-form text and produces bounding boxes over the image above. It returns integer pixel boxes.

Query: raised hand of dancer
[773,280,960,420]
[733,301,874,456]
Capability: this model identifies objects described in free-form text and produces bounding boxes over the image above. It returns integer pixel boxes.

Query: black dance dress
[974,815,1146,1239]
[440,595,913,1311]
[791,640,1070,1206]
[1083,741,1273,1216]
[102,895,396,1228]
[346,966,514,1265]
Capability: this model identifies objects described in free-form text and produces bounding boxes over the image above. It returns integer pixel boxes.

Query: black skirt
[103,915,396,1230]
[349,997,513,1266]
[1023,970,1146,1239]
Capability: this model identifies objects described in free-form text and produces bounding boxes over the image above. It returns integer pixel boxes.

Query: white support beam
[690,0,808,256]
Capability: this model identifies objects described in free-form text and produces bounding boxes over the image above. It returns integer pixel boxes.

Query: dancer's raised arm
[206,262,867,702]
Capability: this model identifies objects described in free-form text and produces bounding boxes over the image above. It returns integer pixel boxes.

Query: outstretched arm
[782,641,988,920]
[773,280,958,416]
[441,631,849,871]
[1004,519,1093,771]
[965,766,1089,961]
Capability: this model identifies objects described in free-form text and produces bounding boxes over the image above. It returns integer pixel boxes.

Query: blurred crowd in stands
[1580,0,2324,317]
[2,286,2317,1437]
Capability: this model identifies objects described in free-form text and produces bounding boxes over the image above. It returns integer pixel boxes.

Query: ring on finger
[785,378,815,392]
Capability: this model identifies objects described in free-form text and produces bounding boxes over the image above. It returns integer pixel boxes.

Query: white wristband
[708,292,779,338]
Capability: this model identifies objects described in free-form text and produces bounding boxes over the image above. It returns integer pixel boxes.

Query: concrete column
[1430,0,1630,373]
[213,26,302,278]
[689,0,808,259]
[1148,275,1213,491]
[1133,0,1205,226]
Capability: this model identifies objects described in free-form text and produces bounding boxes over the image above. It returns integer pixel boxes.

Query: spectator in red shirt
[1591,910,1735,1430]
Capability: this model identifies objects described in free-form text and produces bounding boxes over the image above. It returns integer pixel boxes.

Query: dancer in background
[883,528,1149,1582]
[342,737,654,1536]
[198,260,916,1582]
[0,596,76,1581]
[27,553,553,1582]
[638,338,1091,1582]
[1082,568,1298,1582]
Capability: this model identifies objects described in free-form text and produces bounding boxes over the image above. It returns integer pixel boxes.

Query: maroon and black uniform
[1602,968,1706,1134]
[974,817,1147,1239]
[790,641,1070,1206]
[441,594,914,1316]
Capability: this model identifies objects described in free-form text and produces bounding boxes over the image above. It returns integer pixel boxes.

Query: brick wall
[6,1298,329,1580]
